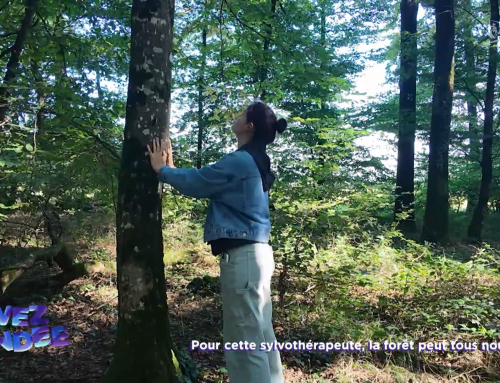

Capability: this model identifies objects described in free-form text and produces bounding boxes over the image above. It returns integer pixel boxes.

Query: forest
[0,0,499,382]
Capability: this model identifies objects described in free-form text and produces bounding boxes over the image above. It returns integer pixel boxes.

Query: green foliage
[282,219,500,351]
[0,0,127,217]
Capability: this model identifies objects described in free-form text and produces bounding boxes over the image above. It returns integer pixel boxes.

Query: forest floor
[1,210,500,383]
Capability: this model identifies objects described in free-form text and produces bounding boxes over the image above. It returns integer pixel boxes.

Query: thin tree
[421,0,455,243]
[394,0,419,235]
[103,0,180,381]
[467,0,498,242]
[463,0,480,212]
[259,0,278,100]
[0,0,36,127]
[196,2,208,169]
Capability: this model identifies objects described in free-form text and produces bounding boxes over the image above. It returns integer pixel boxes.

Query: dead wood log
[0,242,64,293]
[0,210,112,301]
[0,241,111,301]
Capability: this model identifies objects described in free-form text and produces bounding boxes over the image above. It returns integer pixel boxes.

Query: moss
[163,249,191,265]
[171,350,181,376]
[171,343,198,383]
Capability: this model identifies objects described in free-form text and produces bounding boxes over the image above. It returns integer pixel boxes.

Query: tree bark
[196,24,207,169]
[316,0,328,187]
[319,0,326,107]
[259,0,277,100]
[421,0,455,244]
[31,59,45,137]
[103,0,181,382]
[0,0,36,126]
[467,0,498,242]
[394,0,419,235]
[463,0,480,213]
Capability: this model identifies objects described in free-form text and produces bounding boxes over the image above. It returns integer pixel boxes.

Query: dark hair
[246,101,287,145]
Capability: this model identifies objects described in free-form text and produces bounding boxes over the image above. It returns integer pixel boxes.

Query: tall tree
[0,0,36,126]
[196,23,207,169]
[259,0,278,100]
[103,0,180,381]
[394,0,419,235]
[421,0,455,243]
[467,0,499,242]
[463,0,480,212]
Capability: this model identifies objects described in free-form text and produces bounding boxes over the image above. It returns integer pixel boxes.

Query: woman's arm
[158,158,239,199]
[148,138,239,199]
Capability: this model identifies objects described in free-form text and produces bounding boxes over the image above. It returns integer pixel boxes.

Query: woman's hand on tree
[147,137,173,173]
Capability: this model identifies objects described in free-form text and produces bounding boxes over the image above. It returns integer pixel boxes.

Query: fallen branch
[0,210,112,301]
[17,260,108,291]
[0,0,37,124]
[0,242,64,293]
[1,220,40,229]
[0,241,111,301]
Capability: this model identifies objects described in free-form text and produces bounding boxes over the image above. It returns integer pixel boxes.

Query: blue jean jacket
[158,150,271,243]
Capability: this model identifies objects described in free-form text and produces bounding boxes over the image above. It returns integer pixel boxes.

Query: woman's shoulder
[218,150,258,175]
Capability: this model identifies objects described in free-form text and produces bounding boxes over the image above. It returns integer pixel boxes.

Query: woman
[147,101,286,383]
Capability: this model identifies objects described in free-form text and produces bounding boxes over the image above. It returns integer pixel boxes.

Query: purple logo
[0,305,70,352]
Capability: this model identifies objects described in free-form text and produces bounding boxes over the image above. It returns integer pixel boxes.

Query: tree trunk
[421,0,455,244]
[97,69,104,99]
[196,25,207,169]
[463,0,480,213]
[31,59,45,137]
[103,0,181,381]
[0,0,36,126]
[317,0,327,181]
[320,0,326,107]
[467,0,498,242]
[394,0,419,235]
[259,0,277,100]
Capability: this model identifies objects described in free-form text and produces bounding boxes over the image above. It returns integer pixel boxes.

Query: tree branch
[0,0,10,14]
[450,142,482,165]
[456,3,489,34]
[1,220,39,229]
[0,0,37,124]
[0,47,11,60]
[0,242,64,293]
[36,11,53,37]
[278,0,287,15]
[0,31,19,39]
[70,117,121,161]
[223,0,294,57]
[42,108,121,161]
[461,78,485,111]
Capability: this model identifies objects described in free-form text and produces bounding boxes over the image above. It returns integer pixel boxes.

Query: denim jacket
[158,150,271,243]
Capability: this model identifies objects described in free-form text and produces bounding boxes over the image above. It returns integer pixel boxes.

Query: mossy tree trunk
[421,0,455,244]
[103,0,179,382]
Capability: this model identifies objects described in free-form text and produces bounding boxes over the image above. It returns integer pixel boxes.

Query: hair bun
[275,118,287,134]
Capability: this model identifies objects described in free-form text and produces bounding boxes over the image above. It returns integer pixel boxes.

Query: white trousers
[219,243,284,383]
